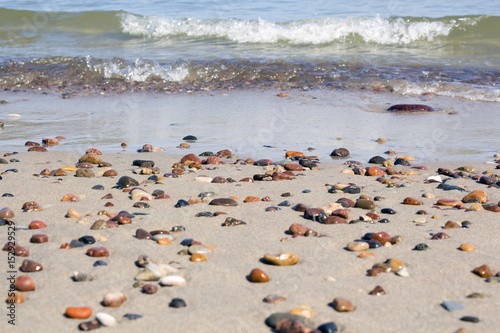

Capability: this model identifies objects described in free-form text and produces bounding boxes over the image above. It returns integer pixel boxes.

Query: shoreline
[0,150,499,332]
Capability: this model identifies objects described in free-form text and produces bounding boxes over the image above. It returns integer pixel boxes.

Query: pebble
[66,208,81,219]
[159,275,186,287]
[93,260,107,267]
[369,285,386,295]
[441,301,465,312]
[30,234,48,243]
[103,292,127,307]
[462,190,487,203]
[473,264,493,278]
[78,320,101,331]
[265,313,305,328]
[20,259,43,272]
[381,208,396,214]
[355,199,375,210]
[387,104,434,112]
[92,185,105,190]
[263,252,299,266]
[263,295,287,304]
[123,313,143,320]
[76,169,95,178]
[317,322,338,333]
[118,176,139,188]
[87,247,109,257]
[15,275,36,291]
[413,243,429,251]
[29,220,47,229]
[403,197,421,205]
[460,316,480,323]
[330,148,350,158]
[142,284,158,294]
[96,312,117,327]
[6,291,25,304]
[395,267,410,277]
[0,207,14,218]
[431,232,450,240]
[248,268,270,282]
[222,217,246,226]
[65,307,92,319]
[169,298,187,308]
[331,297,354,312]
[191,253,207,262]
[347,241,369,252]
[209,198,238,206]
[73,271,93,282]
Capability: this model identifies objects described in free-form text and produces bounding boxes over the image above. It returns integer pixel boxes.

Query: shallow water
[0,90,497,163]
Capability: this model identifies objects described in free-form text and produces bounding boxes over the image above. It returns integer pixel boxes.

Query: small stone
[29,220,47,229]
[159,275,186,287]
[65,307,92,319]
[458,243,474,252]
[403,197,421,205]
[222,217,246,226]
[66,208,81,219]
[20,259,43,272]
[263,295,287,304]
[169,298,187,308]
[443,221,460,229]
[209,198,238,206]
[248,268,270,283]
[371,232,391,245]
[265,313,305,328]
[317,322,338,333]
[369,285,385,295]
[347,241,369,252]
[413,243,429,251]
[355,199,375,210]
[263,252,299,266]
[330,148,350,158]
[15,275,36,292]
[93,260,107,267]
[460,316,480,323]
[431,232,450,240]
[331,297,354,312]
[123,313,143,320]
[92,185,105,190]
[381,208,396,214]
[6,291,25,304]
[395,267,409,277]
[0,207,15,218]
[72,271,93,282]
[190,253,207,262]
[95,312,117,327]
[366,167,386,176]
[473,264,493,278]
[441,301,465,312]
[79,153,101,164]
[103,292,127,307]
[61,194,78,202]
[118,176,139,188]
[30,234,48,243]
[87,247,109,257]
[76,169,95,178]
[78,320,101,331]
[102,170,117,177]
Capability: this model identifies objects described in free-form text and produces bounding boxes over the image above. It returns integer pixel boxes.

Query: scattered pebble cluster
[1,133,500,332]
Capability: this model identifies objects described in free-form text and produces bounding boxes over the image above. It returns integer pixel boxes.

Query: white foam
[86,56,188,82]
[120,13,461,45]
[393,81,500,102]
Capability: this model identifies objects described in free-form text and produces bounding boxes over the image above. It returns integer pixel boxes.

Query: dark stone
[460,316,479,323]
[330,148,350,158]
[366,240,382,248]
[381,208,396,214]
[152,189,165,197]
[92,185,104,190]
[123,313,143,320]
[20,259,43,272]
[265,313,305,328]
[118,176,139,188]
[69,239,85,248]
[342,186,361,194]
[302,189,311,193]
[304,208,325,221]
[199,151,214,157]
[387,104,434,112]
[133,202,150,208]
[93,260,108,267]
[253,174,272,181]
[180,238,194,246]
[133,160,155,167]
[175,199,189,208]
[2,193,13,197]
[254,159,273,166]
[196,212,214,217]
[278,200,291,207]
[183,135,197,141]
[30,234,48,243]
[378,218,390,223]
[394,158,411,166]
[136,228,152,240]
[368,156,386,164]
[169,298,187,308]
[292,203,308,212]
[413,243,429,251]
[209,198,238,206]
[78,320,101,331]
[78,236,96,245]
[317,322,338,333]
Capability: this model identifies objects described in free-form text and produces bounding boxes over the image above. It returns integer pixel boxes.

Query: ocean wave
[120,13,480,45]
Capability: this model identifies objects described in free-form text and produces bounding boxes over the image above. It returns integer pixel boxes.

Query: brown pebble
[79,153,101,164]
[136,229,152,240]
[331,297,354,312]
[473,264,493,278]
[103,292,127,307]
[209,198,238,206]
[263,294,287,304]
[248,268,270,283]
[431,232,450,240]
[369,285,386,295]
[28,146,47,152]
[191,253,207,262]
[244,196,261,203]
[86,247,109,257]
[78,320,102,331]
[403,197,421,205]
[366,167,386,176]
[289,223,310,236]
[387,104,434,112]
[443,221,461,229]
[29,220,47,229]
[15,275,36,292]
[30,234,49,243]
[371,232,391,244]
[61,194,78,202]
[14,245,30,257]
[20,259,43,272]
[142,284,158,294]
[6,291,25,304]
[103,170,117,177]
[462,190,488,203]
[0,207,15,219]
[436,199,464,208]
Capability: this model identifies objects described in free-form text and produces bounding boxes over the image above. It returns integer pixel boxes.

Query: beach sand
[0,90,499,332]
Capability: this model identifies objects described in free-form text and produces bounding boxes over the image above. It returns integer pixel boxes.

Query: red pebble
[29,221,47,229]
[86,247,109,257]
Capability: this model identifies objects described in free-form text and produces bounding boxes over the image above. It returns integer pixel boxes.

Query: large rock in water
[330,148,350,158]
[387,104,434,112]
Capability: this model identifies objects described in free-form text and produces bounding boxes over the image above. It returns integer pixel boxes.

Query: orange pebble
[157,238,171,245]
[460,243,475,252]
[244,196,261,203]
[65,307,92,319]
[230,196,238,200]
[358,252,376,258]
[190,253,207,262]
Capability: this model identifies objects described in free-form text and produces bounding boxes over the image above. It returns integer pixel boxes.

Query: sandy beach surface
[0,146,499,333]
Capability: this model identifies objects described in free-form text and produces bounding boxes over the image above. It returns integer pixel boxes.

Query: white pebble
[96,312,117,326]
[395,267,409,277]
[195,176,213,183]
[159,275,186,287]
